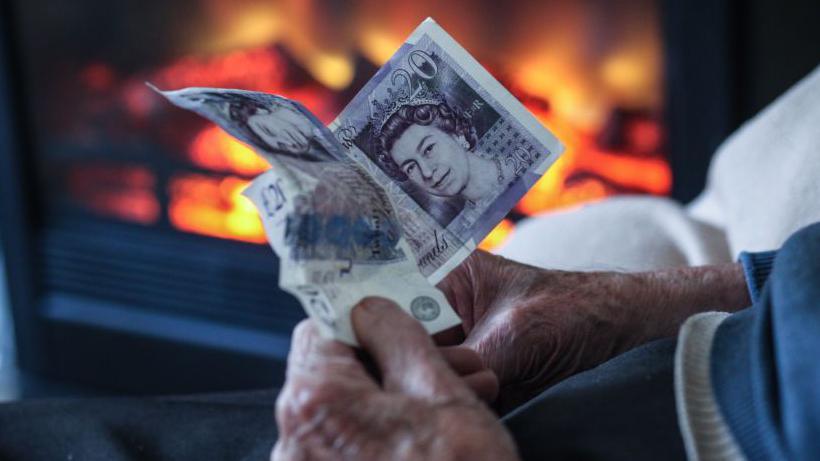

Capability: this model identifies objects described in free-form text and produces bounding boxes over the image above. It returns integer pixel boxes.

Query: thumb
[351,297,474,401]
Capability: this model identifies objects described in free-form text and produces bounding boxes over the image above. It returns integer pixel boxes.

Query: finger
[270,440,294,461]
[462,369,500,404]
[351,297,471,400]
[285,319,376,387]
[435,251,486,330]
[439,346,484,375]
[277,320,377,435]
[439,346,499,403]
[434,261,470,311]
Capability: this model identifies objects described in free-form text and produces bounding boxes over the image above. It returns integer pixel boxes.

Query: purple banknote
[331,18,564,282]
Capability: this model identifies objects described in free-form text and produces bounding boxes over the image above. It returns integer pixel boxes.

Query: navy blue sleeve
[738,250,777,303]
[713,224,820,460]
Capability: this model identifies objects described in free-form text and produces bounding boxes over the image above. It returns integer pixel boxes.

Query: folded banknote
[155,18,564,344]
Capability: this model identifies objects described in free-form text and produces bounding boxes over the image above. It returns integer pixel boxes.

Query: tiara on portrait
[370,83,445,138]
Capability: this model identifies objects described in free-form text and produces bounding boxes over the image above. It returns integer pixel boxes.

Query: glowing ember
[168,174,265,244]
[189,125,269,176]
[155,47,286,94]
[68,165,160,225]
[80,62,116,92]
[479,219,515,251]
[301,52,355,91]
[514,108,670,219]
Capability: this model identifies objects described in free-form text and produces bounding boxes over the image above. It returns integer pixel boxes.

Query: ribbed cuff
[675,312,745,461]
[738,250,777,303]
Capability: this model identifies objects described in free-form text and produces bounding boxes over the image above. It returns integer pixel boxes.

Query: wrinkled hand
[272,297,519,461]
[436,251,645,411]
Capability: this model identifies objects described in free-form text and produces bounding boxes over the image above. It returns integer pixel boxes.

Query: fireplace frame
[0,2,303,395]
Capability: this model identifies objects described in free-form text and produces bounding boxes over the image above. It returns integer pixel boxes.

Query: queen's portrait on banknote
[374,91,519,227]
[347,48,541,231]
[156,88,338,163]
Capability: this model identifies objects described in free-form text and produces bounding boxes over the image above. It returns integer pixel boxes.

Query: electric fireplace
[1,0,817,394]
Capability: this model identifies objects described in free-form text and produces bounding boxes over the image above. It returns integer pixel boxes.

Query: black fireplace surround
[1,0,818,395]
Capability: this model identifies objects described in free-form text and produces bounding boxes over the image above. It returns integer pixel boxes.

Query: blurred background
[1,0,818,400]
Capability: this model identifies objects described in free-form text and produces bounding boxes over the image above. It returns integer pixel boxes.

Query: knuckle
[276,377,339,430]
[274,388,295,429]
[293,382,338,423]
[292,319,317,343]
[275,387,305,437]
[287,320,319,363]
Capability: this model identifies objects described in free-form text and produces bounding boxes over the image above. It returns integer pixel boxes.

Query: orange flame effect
[69,165,160,225]
[89,2,671,251]
[478,219,515,251]
[189,125,269,176]
[168,174,266,244]
[516,108,671,217]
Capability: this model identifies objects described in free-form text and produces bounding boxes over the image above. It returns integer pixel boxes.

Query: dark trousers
[0,336,685,461]
[503,337,684,460]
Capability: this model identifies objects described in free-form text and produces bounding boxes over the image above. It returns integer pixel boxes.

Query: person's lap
[0,338,685,461]
[0,389,278,460]
[503,337,685,460]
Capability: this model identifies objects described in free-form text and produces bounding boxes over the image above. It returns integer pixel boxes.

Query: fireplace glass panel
[14,0,669,249]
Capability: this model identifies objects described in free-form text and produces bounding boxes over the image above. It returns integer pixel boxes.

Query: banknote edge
[410,18,565,163]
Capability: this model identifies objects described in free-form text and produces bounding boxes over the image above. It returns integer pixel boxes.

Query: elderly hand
[272,297,519,461]
[437,250,750,411]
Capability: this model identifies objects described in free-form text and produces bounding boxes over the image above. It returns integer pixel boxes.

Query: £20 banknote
[155,18,564,344]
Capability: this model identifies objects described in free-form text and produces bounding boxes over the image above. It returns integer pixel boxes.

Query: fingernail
[354,298,378,319]
[351,301,376,342]
[354,297,400,325]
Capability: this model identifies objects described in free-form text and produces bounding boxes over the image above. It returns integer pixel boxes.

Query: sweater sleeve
[738,250,777,303]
